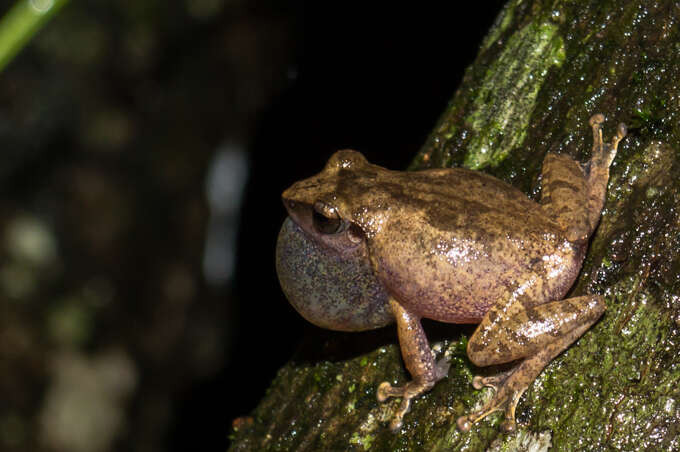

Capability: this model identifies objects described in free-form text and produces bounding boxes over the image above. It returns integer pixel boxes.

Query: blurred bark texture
[229,1,680,450]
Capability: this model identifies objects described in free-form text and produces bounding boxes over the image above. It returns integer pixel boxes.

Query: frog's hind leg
[582,114,627,237]
[456,294,605,432]
[540,114,626,243]
[539,153,590,242]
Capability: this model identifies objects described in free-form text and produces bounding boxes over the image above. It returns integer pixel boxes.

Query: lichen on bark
[229,1,680,450]
[462,21,565,170]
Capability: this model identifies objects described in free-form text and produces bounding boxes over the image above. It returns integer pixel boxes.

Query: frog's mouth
[275,217,393,332]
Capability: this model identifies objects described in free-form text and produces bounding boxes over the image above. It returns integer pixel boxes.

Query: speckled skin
[276,217,392,331]
[276,115,626,432]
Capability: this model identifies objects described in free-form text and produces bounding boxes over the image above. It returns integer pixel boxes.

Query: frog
[275,114,627,432]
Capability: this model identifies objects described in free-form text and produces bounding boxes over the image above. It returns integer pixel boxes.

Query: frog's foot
[377,356,450,431]
[456,367,526,433]
[456,349,556,433]
[589,113,627,168]
[377,379,435,431]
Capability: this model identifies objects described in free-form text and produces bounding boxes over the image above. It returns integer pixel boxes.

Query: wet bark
[229,1,680,450]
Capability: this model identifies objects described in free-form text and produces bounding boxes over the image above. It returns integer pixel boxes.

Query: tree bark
[229,1,680,450]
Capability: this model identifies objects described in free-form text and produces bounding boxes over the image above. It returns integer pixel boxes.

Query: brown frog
[275,114,626,432]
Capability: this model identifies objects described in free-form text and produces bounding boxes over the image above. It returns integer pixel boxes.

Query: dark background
[0,1,504,451]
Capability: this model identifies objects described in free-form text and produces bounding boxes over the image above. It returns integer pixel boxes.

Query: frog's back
[401,167,544,219]
[367,167,585,323]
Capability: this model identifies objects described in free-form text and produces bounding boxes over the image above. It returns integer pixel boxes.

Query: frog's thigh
[539,153,590,238]
[467,294,605,367]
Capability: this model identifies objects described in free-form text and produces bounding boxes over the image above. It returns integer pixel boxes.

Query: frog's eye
[313,202,345,234]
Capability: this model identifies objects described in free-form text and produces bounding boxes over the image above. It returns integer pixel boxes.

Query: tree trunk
[229,1,680,450]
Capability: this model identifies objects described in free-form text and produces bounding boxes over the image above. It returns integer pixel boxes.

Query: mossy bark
[229,1,680,450]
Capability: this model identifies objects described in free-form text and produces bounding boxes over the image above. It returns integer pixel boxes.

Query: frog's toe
[500,418,517,432]
[472,375,486,390]
[389,398,412,432]
[588,113,627,167]
[457,372,527,432]
[471,369,512,391]
[377,382,414,431]
[378,379,438,431]
[389,417,403,432]
[377,381,401,402]
[456,415,473,432]
[609,122,627,153]
[616,122,627,140]
[457,402,504,431]
[589,113,605,127]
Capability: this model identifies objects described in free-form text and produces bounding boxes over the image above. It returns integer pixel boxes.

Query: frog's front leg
[377,298,450,431]
[457,294,605,432]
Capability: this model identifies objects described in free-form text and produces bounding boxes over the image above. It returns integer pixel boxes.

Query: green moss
[463,22,565,169]
[480,0,519,52]
[349,432,375,450]
[529,275,680,449]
